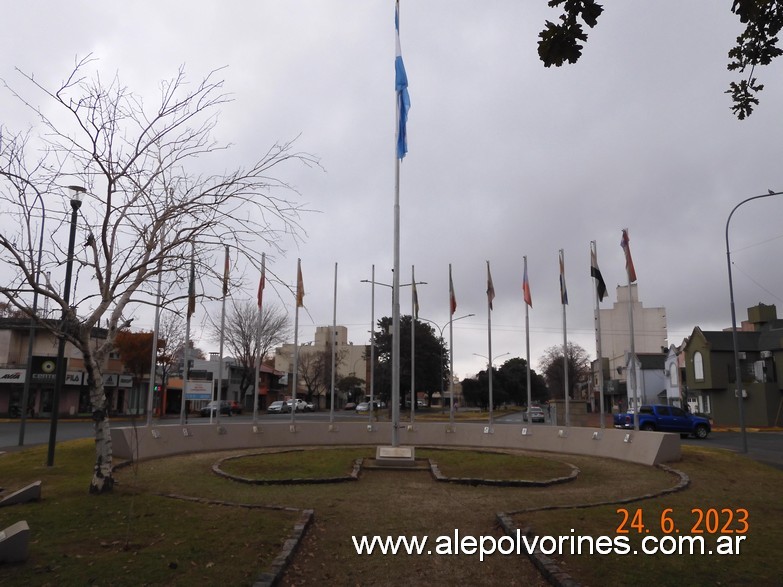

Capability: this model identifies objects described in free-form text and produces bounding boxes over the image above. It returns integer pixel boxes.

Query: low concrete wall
[111,421,681,467]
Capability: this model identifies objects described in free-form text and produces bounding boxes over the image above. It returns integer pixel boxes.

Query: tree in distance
[207,300,290,401]
[538,342,591,401]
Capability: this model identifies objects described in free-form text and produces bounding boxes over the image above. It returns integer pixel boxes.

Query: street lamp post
[725,189,783,455]
[47,185,85,467]
[18,190,46,446]
[473,351,509,424]
[419,313,474,426]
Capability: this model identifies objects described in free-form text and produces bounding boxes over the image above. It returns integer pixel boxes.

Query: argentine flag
[395,0,410,160]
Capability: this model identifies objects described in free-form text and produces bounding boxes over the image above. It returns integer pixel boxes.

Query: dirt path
[280,469,548,586]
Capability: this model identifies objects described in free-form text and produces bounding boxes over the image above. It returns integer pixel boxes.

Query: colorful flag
[621,229,637,283]
[449,268,457,315]
[187,256,196,318]
[522,261,533,308]
[590,245,608,301]
[222,246,230,297]
[395,0,410,160]
[257,260,265,310]
[486,261,495,311]
[296,259,305,307]
[559,250,568,305]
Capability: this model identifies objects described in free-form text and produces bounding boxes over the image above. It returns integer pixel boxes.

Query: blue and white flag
[395,0,410,160]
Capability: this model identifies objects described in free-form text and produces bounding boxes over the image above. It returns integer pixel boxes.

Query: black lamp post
[46,185,85,467]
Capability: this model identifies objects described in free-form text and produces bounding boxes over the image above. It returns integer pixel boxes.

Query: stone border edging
[212,450,362,485]
[496,464,690,587]
[429,459,579,487]
[155,492,313,587]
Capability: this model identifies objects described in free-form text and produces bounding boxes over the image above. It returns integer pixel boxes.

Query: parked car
[613,404,711,438]
[286,399,308,412]
[267,400,289,413]
[344,402,357,411]
[230,401,243,415]
[305,402,316,412]
[199,400,232,417]
[356,400,383,412]
[523,406,545,423]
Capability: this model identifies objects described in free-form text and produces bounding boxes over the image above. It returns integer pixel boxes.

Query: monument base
[374,445,416,468]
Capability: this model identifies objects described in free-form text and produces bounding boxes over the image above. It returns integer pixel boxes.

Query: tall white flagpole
[487,260,494,427]
[253,253,265,424]
[591,241,606,429]
[181,243,195,425]
[392,0,409,447]
[215,245,229,425]
[524,256,532,422]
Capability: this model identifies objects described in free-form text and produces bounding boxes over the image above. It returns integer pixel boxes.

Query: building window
[693,352,704,381]
[669,365,678,386]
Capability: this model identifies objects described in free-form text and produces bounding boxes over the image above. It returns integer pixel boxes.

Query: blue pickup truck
[614,404,711,439]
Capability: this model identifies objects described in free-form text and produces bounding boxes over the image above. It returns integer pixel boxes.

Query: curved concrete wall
[111,421,681,467]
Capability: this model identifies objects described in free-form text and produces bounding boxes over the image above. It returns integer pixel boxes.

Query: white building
[274,326,368,406]
[593,284,667,412]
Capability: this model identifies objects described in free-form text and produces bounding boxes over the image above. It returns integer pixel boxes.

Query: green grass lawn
[1,440,780,586]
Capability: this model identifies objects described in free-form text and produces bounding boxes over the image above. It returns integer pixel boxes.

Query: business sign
[118,375,134,388]
[185,380,212,400]
[103,373,118,387]
[32,356,58,383]
[0,369,26,384]
[65,372,83,386]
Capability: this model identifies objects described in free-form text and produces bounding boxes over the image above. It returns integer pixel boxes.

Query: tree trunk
[83,349,114,494]
[90,411,115,494]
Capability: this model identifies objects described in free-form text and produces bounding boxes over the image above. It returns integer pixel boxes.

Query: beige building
[592,284,667,411]
[274,326,368,406]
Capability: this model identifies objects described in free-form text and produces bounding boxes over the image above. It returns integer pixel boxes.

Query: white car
[286,399,308,412]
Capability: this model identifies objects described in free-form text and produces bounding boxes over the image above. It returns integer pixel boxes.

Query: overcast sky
[3,1,783,379]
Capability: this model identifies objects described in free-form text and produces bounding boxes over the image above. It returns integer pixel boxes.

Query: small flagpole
[369,264,376,425]
[591,241,605,429]
[253,253,265,424]
[181,243,195,425]
[524,256,532,422]
[215,245,229,425]
[560,249,570,427]
[410,265,416,424]
[487,260,494,427]
[448,263,455,427]
[330,262,337,423]
[291,258,302,426]
[621,229,639,430]
[146,229,165,427]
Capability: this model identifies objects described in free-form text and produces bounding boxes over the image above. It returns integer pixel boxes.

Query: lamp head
[67,185,86,209]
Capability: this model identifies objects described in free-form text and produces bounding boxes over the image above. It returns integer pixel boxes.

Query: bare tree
[207,300,290,398]
[298,346,347,407]
[0,57,317,493]
[538,342,591,400]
